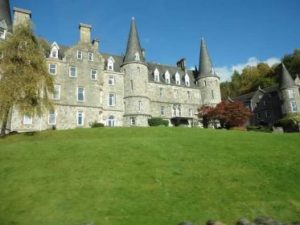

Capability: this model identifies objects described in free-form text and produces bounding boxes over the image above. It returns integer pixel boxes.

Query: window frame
[77,87,85,102]
[88,52,94,61]
[49,63,57,75]
[91,69,98,80]
[108,93,116,106]
[53,84,61,100]
[77,111,84,126]
[108,76,115,85]
[69,66,77,77]
[77,50,83,60]
[130,117,136,126]
[48,110,56,125]
[290,101,298,112]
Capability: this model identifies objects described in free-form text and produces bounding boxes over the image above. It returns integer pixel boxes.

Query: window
[88,52,94,61]
[185,74,190,86]
[49,64,57,75]
[77,111,84,126]
[138,101,142,112]
[211,90,215,99]
[50,42,59,58]
[291,101,298,112]
[0,27,6,39]
[130,117,136,126]
[172,104,181,117]
[108,116,116,127]
[165,71,170,84]
[48,111,56,125]
[77,50,82,60]
[175,72,181,85]
[154,68,160,82]
[91,69,97,80]
[159,88,163,98]
[135,52,140,61]
[51,49,58,58]
[69,66,77,77]
[53,84,61,100]
[108,93,116,106]
[77,87,85,102]
[108,76,115,85]
[107,56,115,71]
[160,106,165,116]
[23,114,32,125]
[287,90,294,99]
[203,80,207,86]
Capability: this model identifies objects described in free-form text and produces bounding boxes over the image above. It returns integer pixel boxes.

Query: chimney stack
[177,58,186,71]
[13,7,31,29]
[92,38,99,50]
[79,23,92,43]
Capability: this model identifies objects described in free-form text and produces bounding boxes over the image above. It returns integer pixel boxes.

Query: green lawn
[0,128,299,225]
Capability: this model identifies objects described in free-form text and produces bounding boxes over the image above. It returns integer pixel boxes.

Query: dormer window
[165,71,170,84]
[77,50,82,60]
[50,42,59,59]
[154,68,160,82]
[135,52,140,61]
[185,74,190,86]
[107,56,115,71]
[0,27,6,40]
[175,72,181,85]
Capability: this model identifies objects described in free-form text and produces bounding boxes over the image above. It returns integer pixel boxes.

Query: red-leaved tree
[198,101,252,128]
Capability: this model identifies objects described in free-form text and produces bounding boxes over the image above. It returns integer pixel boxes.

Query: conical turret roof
[280,63,295,89]
[123,17,145,64]
[199,38,216,78]
[0,0,12,32]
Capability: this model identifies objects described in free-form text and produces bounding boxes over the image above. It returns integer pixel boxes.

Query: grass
[0,128,299,225]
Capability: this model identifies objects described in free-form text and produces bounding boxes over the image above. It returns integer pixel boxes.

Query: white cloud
[215,57,281,82]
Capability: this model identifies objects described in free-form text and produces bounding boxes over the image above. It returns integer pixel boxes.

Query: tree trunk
[0,108,10,136]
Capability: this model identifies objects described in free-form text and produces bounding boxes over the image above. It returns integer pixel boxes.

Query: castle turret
[0,0,12,40]
[121,18,150,126]
[280,63,300,114]
[198,38,221,106]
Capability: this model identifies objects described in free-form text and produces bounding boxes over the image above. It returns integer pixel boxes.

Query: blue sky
[10,0,300,80]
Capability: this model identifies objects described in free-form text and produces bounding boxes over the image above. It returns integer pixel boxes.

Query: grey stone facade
[2,4,222,131]
[234,65,300,127]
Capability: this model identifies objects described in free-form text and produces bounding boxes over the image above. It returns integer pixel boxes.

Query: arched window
[108,116,116,127]
[185,73,190,86]
[165,70,170,84]
[50,42,59,59]
[107,56,115,71]
[154,68,160,82]
[175,72,181,85]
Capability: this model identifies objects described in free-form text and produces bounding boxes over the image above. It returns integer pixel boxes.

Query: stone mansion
[0,1,222,131]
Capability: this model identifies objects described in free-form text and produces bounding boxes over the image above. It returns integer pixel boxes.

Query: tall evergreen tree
[0,23,54,136]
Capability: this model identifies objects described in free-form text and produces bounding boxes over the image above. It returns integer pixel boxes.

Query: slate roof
[198,38,218,79]
[147,62,198,88]
[280,63,296,89]
[233,85,279,102]
[102,53,124,72]
[0,0,12,31]
[123,18,145,64]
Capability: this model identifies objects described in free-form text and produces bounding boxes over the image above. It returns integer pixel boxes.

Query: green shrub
[275,113,300,132]
[90,122,105,128]
[148,118,169,127]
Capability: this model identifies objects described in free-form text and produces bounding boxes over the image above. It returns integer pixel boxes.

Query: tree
[198,101,252,129]
[0,23,54,136]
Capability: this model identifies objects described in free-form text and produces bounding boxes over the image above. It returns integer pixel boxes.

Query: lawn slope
[0,128,299,225]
